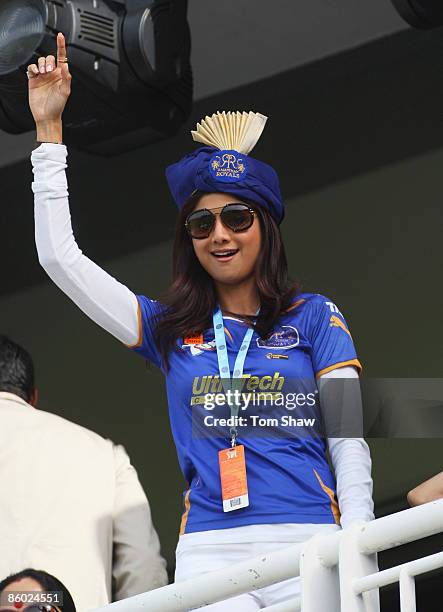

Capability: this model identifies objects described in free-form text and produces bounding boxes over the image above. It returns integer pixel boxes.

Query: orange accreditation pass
[183,333,204,344]
[218,444,249,512]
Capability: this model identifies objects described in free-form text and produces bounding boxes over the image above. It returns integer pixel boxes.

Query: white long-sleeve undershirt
[32,143,139,346]
[31,142,374,529]
[321,367,374,528]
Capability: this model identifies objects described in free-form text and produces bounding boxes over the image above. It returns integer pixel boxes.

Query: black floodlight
[391,0,443,28]
[0,0,46,75]
[0,0,192,154]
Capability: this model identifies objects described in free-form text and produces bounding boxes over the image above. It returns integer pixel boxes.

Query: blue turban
[165,146,285,225]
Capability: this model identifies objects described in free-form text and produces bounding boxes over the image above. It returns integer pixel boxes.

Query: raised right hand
[28,32,72,125]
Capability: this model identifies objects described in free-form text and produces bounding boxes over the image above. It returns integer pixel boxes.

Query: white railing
[340,499,443,612]
[92,499,443,612]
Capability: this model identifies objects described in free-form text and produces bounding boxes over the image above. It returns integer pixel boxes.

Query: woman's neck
[215,278,260,316]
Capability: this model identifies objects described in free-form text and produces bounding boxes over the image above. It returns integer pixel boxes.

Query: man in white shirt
[0,334,168,612]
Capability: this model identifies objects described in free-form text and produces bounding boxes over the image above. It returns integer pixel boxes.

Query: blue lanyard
[213,306,258,445]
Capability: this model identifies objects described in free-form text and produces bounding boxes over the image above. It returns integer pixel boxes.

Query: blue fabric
[131,292,362,533]
[165,146,285,224]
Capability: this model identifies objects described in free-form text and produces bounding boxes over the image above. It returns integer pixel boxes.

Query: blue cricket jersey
[131,292,361,534]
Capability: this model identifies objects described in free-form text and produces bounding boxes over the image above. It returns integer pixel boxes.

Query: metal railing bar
[91,502,443,612]
[316,530,342,568]
[92,543,303,612]
[399,568,416,612]
[353,551,443,593]
[357,499,443,555]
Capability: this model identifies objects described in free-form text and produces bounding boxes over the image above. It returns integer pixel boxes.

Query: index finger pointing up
[57,32,67,64]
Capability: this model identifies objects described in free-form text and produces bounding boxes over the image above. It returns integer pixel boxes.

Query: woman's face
[190,193,262,286]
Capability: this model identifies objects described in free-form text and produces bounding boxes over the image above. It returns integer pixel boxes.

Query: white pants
[175,523,340,610]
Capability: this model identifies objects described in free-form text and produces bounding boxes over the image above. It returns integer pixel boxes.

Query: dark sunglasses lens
[222,205,253,231]
[187,210,214,238]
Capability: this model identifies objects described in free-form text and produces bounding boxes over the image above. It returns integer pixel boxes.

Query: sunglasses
[185,203,256,239]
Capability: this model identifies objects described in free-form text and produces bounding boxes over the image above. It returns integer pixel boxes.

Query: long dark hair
[0,335,34,402]
[0,568,76,611]
[154,192,302,370]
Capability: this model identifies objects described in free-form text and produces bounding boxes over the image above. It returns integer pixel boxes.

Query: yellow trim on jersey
[224,326,233,343]
[316,359,362,378]
[313,468,341,526]
[330,315,352,338]
[284,298,306,313]
[179,488,192,535]
[126,301,143,349]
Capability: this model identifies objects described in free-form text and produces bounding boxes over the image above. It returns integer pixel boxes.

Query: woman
[27,33,374,609]
[0,568,76,612]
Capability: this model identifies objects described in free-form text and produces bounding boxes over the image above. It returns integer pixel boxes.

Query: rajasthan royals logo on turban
[256,325,300,350]
[209,150,248,182]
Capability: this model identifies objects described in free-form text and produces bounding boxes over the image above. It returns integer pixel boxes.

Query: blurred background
[1,0,442,608]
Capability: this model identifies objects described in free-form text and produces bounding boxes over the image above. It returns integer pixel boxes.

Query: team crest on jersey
[181,339,217,356]
[256,325,299,350]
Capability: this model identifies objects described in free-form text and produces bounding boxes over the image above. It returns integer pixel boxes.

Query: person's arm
[407,471,443,506]
[32,143,140,345]
[28,34,140,346]
[321,366,374,529]
[306,295,374,529]
[112,444,168,599]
